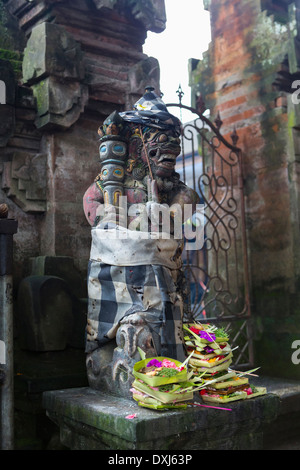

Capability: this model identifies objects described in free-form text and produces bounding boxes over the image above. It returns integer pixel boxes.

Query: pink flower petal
[125,413,137,419]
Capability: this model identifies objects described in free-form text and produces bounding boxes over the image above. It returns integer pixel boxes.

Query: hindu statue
[83,87,200,397]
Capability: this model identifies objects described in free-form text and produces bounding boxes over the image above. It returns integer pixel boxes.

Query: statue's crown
[98,111,131,142]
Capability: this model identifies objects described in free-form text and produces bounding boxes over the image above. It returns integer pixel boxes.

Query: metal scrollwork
[167,98,252,367]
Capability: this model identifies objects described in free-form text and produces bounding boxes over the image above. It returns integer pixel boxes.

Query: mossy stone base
[43,387,279,450]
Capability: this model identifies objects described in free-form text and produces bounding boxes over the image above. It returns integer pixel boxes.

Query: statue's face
[141,127,181,178]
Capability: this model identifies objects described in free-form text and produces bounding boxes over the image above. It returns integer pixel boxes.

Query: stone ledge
[251,376,300,448]
[252,375,300,414]
[42,387,280,450]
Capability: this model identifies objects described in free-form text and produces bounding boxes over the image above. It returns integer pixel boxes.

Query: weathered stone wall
[0,0,167,449]
[0,0,164,284]
[191,0,300,379]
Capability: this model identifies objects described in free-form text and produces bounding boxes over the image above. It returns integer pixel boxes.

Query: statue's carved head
[97,88,182,189]
[121,87,182,179]
[135,126,181,179]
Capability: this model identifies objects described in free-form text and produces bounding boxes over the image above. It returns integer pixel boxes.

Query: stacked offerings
[183,323,233,375]
[130,356,195,410]
[183,323,267,404]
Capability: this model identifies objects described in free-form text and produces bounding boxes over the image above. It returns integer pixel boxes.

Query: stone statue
[83,87,200,397]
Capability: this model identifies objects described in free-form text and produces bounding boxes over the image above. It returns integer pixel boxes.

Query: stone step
[251,376,300,450]
[42,385,280,451]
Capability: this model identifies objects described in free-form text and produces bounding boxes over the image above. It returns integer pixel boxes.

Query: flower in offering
[189,326,202,335]
[161,359,182,370]
[244,384,267,399]
[199,331,216,342]
[147,359,162,368]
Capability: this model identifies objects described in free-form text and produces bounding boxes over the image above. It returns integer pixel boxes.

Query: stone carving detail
[91,0,166,33]
[127,56,161,108]
[1,152,47,213]
[22,22,88,130]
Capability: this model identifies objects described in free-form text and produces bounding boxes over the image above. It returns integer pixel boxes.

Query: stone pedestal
[43,387,280,450]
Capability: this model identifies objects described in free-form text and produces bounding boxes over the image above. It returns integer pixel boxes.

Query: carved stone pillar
[22,22,88,130]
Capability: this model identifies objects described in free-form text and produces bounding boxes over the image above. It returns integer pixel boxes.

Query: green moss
[288,108,296,129]
[0,48,21,61]
[0,48,22,77]
[32,80,49,116]
[189,48,215,110]
[0,3,24,80]
[249,10,289,68]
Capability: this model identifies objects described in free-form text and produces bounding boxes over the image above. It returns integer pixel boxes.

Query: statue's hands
[146,179,169,227]
[146,200,169,226]
[86,319,97,341]
[95,203,127,228]
[148,178,159,204]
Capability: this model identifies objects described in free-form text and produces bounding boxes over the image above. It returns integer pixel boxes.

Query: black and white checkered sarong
[86,260,185,361]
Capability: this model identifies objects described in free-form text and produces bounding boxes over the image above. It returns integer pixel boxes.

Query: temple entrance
[167,99,253,369]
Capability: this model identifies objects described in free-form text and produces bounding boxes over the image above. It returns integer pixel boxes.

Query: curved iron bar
[198,173,239,252]
[166,103,241,152]
[185,263,249,320]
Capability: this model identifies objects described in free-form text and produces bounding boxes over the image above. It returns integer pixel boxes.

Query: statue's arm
[169,185,201,223]
[83,182,104,226]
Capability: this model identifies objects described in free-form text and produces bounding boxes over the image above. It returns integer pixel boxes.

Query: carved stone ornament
[1,152,47,213]
[22,22,88,130]
[91,0,166,33]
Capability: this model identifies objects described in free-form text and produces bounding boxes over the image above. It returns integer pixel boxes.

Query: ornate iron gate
[167,97,253,368]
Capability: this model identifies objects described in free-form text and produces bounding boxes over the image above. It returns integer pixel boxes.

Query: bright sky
[143,0,211,123]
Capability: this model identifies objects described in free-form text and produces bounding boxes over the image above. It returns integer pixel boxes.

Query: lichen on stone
[250,11,289,67]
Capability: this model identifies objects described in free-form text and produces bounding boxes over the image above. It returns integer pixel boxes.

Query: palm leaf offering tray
[183,323,267,404]
[130,323,267,411]
[183,323,233,374]
[133,357,188,387]
[131,356,195,410]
